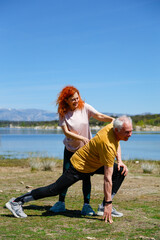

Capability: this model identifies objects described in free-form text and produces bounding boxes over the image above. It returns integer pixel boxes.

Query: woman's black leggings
[15,163,125,203]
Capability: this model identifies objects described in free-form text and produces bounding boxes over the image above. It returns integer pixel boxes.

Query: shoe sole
[5,202,20,218]
[97,211,104,216]
[111,214,123,218]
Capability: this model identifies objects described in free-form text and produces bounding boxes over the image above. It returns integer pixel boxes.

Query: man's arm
[103,165,113,224]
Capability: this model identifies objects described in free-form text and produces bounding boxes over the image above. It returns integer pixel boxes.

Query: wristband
[105,201,112,204]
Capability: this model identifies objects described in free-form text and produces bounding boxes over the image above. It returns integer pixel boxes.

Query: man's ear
[114,128,119,134]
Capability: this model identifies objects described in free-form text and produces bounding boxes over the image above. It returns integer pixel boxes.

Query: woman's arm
[92,112,114,122]
[61,125,89,145]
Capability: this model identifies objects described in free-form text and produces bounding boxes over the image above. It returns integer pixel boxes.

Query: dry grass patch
[0,159,159,240]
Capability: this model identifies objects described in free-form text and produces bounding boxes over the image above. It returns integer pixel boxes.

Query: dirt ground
[0,161,160,240]
[0,162,159,205]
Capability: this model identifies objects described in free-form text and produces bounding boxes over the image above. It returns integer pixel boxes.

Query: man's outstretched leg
[5,165,82,218]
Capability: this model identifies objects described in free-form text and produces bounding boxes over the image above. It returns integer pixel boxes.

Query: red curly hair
[56,86,84,117]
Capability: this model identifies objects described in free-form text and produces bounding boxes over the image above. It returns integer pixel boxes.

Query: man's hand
[118,161,128,176]
[103,204,113,224]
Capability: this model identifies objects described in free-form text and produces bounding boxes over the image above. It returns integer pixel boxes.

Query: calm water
[0,128,160,161]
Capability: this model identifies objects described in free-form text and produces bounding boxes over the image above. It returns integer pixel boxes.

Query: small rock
[139,236,155,240]
[86,237,96,240]
[26,185,33,189]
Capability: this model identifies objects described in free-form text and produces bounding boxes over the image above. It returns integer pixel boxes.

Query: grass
[0,158,160,240]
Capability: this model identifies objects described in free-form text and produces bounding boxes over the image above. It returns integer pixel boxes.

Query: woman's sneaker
[49,201,66,213]
[5,198,27,218]
[97,204,123,217]
[81,204,96,216]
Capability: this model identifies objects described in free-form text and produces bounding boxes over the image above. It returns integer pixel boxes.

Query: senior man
[6,115,132,223]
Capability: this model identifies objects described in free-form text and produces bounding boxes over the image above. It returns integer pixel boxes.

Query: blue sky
[0,0,160,115]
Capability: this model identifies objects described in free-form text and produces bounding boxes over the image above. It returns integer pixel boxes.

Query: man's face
[116,122,133,141]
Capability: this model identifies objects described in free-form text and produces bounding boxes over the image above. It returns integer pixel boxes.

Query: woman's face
[66,92,79,111]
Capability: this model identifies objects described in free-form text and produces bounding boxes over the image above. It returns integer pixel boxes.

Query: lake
[0,128,160,161]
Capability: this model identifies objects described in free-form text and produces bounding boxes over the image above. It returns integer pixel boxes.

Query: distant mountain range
[0,108,153,121]
[0,108,121,121]
[0,108,58,121]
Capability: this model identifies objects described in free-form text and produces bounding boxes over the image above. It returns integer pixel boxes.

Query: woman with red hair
[50,85,114,215]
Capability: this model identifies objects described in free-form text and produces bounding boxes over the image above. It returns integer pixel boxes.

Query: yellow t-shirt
[70,123,119,173]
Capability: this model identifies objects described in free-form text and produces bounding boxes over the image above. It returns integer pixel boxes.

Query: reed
[29,153,56,171]
[41,159,56,171]
[141,163,155,173]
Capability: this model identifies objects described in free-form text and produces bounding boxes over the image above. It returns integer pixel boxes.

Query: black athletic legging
[15,163,125,203]
[59,147,91,204]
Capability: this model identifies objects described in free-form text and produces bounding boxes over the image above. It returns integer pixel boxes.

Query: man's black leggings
[15,163,125,203]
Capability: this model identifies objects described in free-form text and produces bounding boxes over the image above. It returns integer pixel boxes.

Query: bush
[141,163,155,173]
[29,156,42,171]
[41,159,56,171]
[29,153,56,171]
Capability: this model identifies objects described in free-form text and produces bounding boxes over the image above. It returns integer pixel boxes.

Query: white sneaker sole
[97,211,123,217]
[5,202,20,218]
[97,211,104,216]
[111,213,123,218]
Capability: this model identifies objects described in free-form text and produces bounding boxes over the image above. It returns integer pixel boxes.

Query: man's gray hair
[113,115,132,131]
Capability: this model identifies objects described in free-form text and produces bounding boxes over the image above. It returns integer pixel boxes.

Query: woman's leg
[82,175,91,204]
[59,148,74,202]
[81,175,95,216]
